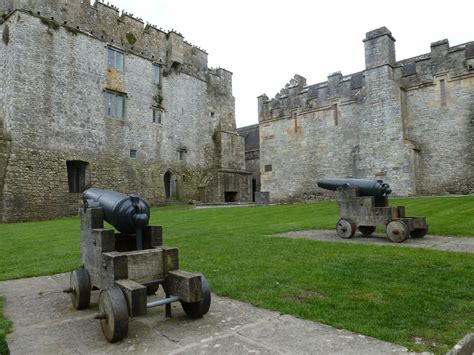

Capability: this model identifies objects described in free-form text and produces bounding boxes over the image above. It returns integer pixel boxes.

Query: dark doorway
[252,179,257,202]
[164,171,176,199]
[224,191,238,202]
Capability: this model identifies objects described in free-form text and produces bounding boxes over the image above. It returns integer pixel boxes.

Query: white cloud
[105,0,473,127]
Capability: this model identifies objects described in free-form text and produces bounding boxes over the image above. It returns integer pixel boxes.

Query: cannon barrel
[83,188,150,235]
[317,178,392,197]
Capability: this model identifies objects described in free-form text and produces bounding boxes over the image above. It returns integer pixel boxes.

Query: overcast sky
[105,0,473,128]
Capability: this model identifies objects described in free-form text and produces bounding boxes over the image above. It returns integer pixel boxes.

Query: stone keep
[0,0,251,222]
[258,27,474,201]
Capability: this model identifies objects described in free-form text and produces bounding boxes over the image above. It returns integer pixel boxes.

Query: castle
[0,0,251,222]
[253,27,473,201]
[1,2,473,222]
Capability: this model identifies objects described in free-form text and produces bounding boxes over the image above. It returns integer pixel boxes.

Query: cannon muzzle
[83,188,150,235]
[317,178,392,197]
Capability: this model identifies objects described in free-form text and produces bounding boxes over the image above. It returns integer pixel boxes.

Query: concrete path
[274,230,474,253]
[0,274,408,354]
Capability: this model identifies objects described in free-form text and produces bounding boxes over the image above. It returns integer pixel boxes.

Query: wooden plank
[117,248,164,284]
[162,247,179,273]
[167,270,202,303]
[115,279,147,317]
[94,229,115,252]
[144,226,162,248]
[80,208,104,232]
[102,252,128,289]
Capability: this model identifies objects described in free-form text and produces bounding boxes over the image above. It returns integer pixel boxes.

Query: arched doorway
[164,171,177,199]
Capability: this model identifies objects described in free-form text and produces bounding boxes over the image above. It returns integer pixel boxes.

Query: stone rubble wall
[0,7,249,222]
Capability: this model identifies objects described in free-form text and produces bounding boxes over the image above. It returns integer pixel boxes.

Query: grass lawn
[0,195,473,353]
[0,297,10,355]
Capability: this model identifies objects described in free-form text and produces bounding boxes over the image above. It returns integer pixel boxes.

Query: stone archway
[164,170,177,199]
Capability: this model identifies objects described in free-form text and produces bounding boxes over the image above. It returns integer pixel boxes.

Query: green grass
[0,297,10,355]
[0,196,474,353]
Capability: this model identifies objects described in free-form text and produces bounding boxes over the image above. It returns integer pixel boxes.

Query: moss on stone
[153,94,163,108]
[2,24,9,45]
[125,32,137,45]
[40,16,60,30]
[64,26,80,36]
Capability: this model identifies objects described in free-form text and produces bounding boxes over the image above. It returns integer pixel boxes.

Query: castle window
[178,148,187,161]
[291,111,298,132]
[66,160,90,193]
[106,91,126,118]
[440,79,447,107]
[264,164,272,172]
[130,149,137,158]
[107,47,124,71]
[332,104,338,125]
[152,64,161,85]
[210,112,215,118]
[152,109,162,124]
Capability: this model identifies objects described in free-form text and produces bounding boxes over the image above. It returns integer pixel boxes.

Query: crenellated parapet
[398,40,474,89]
[258,71,364,122]
[259,27,474,122]
[0,0,211,81]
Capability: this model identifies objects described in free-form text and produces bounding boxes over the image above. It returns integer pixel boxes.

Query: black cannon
[317,178,392,197]
[65,188,211,343]
[83,188,150,249]
[317,178,428,243]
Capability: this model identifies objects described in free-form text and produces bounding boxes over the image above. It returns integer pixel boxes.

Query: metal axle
[147,296,179,308]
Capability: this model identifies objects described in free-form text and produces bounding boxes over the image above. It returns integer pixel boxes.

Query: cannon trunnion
[66,188,211,343]
[317,178,428,243]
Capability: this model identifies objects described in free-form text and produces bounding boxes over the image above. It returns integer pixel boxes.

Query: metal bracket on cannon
[65,189,211,343]
[318,178,428,243]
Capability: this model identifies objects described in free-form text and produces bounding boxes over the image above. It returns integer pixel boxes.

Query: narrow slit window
[440,79,446,107]
[178,150,186,161]
[152,64,161,85]
[153,109,162,124]
[333,104,338,126]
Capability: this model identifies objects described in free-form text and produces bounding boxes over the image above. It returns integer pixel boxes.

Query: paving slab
[0,273,408,354]
[274,230,474,253]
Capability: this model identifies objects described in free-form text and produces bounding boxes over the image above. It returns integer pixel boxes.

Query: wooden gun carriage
[65,188,210,343]
[318,179,428,243]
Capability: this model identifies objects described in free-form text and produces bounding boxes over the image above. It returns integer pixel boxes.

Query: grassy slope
[0,196,473,353]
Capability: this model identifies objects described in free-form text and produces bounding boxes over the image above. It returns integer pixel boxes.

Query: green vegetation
[39,16,60,30]
[125,32,137,45]
[0,196,473,353]
[64,25,80,36]
[0,297,10,355]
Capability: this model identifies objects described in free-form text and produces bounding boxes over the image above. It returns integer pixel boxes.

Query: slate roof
[237,124,260,152]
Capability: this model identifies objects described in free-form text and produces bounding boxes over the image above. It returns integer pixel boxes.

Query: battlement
[259,27,474,122]
[0,0,210,81]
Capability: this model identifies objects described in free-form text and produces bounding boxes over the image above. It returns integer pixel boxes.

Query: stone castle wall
[0,3,250,222]
[258,27,474,201]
